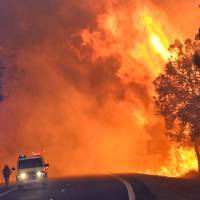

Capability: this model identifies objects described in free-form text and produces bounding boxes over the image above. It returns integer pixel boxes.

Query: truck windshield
[18,158,43,169]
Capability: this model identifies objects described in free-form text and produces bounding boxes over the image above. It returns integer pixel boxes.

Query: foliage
[153,35,200,146]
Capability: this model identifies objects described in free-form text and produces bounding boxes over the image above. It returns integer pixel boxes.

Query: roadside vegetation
[154,30,200,172]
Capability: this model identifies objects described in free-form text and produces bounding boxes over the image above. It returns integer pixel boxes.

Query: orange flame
[150,34,170,61]
[81,1,197,177]
[159,147,198,177]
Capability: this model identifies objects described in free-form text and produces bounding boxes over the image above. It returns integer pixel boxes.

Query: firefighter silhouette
[2,165,11,186]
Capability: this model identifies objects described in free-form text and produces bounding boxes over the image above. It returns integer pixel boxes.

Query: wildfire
[0,0,199,178]
[158,146,198,177]
[142,147,198,177]
[132,9,173,76]
[80,1,199,177]
[150,35,170,61]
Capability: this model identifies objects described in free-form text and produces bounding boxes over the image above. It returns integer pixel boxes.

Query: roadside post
[147,140,162,175]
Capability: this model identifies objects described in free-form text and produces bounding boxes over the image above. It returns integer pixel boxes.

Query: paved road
[0,174,154,200]
[2,174,200,200]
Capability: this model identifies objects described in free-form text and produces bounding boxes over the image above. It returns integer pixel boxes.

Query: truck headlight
[19,172,27,179]
[36,171,42,177]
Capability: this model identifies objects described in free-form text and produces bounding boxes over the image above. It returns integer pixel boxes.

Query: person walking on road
[2,165,11,186]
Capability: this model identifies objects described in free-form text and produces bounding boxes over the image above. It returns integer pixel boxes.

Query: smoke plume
[0,0,199,176]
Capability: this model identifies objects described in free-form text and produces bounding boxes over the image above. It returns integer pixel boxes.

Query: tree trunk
[193,136,200,173]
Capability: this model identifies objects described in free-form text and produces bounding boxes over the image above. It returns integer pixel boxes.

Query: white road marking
[113,176,136,200]
[0,187,17,197]
[60,188,65,193]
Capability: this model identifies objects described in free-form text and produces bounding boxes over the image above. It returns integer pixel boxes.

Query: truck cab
[16,154,49,190]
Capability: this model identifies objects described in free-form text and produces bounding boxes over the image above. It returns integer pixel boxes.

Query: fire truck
[15,154,49,190]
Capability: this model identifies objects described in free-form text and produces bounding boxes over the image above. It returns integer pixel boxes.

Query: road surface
[0,174,199,200]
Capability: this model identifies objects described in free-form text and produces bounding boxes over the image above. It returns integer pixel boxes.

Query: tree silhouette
[154,31,200,172]
[0,61,5,102]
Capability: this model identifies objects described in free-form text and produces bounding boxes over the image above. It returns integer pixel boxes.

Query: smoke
[152,0,200,38]
[0,0,199,176]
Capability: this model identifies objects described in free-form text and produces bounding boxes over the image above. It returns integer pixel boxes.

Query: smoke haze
[0,0,199,176]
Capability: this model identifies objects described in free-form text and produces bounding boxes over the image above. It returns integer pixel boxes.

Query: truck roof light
[19,154,26,159]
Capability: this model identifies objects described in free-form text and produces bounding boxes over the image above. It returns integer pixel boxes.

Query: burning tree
[153,30,200,172]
